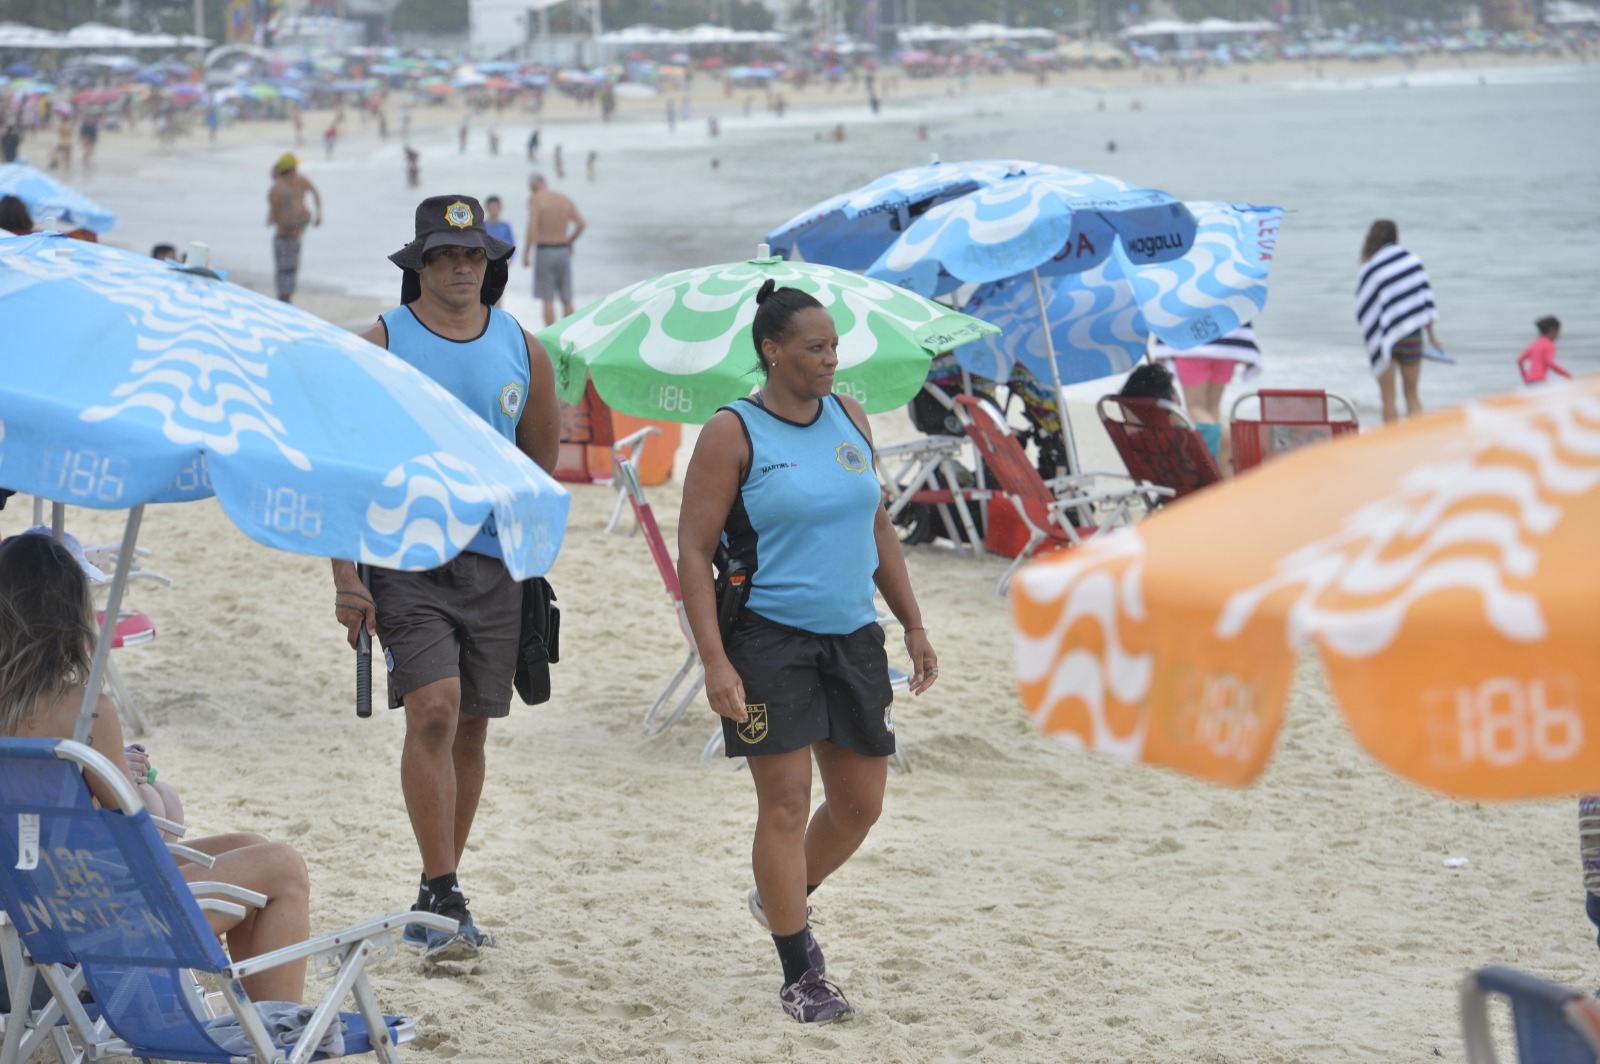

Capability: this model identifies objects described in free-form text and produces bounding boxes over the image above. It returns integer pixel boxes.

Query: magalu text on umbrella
[1011,379,1600,799]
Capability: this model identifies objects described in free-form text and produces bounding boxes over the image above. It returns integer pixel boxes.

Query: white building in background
[470,0,597,61]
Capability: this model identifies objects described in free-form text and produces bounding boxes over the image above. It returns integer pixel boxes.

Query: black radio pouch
[713,545,751,645]
[513,576,560,705]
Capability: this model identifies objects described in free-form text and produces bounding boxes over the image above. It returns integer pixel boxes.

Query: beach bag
[513,577,560,705]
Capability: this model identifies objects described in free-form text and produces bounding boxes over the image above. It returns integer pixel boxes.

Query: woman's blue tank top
[381,304,530,558]
[723,394,880,635]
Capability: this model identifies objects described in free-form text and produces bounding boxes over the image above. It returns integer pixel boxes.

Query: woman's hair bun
[755,278,778,304]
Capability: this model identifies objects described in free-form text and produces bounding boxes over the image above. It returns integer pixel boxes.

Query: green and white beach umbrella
[536,248,1000,424]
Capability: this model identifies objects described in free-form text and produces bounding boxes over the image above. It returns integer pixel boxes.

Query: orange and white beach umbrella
[1011,376,1600,799]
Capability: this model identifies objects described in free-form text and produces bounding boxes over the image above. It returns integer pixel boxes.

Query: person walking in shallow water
[676,281,938,1025]
[265,153,321,303]
[1517,316,1569,386]
[1355,219,1442,423]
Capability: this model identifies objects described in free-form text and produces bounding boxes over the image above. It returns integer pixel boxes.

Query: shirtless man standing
[521,172,585,326]
[265,153,322,303]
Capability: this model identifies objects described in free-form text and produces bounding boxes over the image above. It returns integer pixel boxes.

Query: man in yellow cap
[265,152,322,303]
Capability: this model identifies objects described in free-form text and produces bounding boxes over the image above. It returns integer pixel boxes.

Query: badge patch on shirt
[500,382,524,417]
[737,704,768,745]
[444,200,474,229]
[835,441,869,473]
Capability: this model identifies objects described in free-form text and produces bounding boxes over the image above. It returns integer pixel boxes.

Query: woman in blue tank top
[678,280,939,1025]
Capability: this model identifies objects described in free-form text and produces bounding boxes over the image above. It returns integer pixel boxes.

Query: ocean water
[93,60,1600,426]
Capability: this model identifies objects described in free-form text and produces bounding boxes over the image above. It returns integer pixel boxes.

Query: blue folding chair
[1461,965,1600,1063]
[0,738,455,1064]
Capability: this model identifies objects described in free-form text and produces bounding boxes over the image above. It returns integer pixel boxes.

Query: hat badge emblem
[444,201,474,229]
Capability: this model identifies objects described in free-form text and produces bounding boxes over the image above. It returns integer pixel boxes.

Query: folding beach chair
[956,395,1168,595]
[602,439,707,737]
[1096,394,1224,503]
[1,908,87,1064]
[1461,965,1600,1063]
[1228,388,1360,474]
[604,426,661,537]
[877,433,987,557]
[0,737,456,1064]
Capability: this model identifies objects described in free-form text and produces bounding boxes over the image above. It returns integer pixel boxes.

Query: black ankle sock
[806,884,818,897]
[773,930,813,987]
[413,873,430,911]
[425,872,462,911]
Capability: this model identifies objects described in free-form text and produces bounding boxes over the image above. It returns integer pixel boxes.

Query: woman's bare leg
[1377,363,1400,424]
[183,837,311,1003]
[1400,361,1424,418]
[803,742,888,888]
[747,748,815,938]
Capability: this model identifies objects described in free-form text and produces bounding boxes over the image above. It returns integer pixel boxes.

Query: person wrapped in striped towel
[1355,219,1443,423]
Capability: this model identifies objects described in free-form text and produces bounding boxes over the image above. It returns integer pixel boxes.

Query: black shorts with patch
[721,611,896,758]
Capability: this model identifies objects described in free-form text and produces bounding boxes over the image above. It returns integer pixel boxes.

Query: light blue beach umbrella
[0,234,570,740]
[864,167,1197,472]
[954,202,1284,385]
[0,161,117,233]
[766,158,1065,271]
[864,167,1197,299]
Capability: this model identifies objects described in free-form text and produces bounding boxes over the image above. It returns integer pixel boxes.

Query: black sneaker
[779,968,853,1025]
[424,888,495,964]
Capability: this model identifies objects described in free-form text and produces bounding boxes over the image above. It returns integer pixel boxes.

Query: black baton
[355,563,373,718]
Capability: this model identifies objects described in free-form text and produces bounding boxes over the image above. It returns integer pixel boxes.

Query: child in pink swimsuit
[1517,316,1569,385]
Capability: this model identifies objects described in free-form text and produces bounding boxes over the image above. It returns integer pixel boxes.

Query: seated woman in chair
[1120,362,1231,473]
[0,532,312,1004]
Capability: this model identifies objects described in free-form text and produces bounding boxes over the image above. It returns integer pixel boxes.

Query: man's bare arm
[568,204,585,246]
[517,330,561,473]
[522,199,540,266]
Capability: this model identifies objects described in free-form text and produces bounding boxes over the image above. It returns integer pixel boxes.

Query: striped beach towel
[1355,243,1438,377]
[1151,324,1265,383]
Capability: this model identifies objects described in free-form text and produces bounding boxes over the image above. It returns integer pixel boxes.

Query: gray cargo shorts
[533,244,572,303]
[369,552,521,718]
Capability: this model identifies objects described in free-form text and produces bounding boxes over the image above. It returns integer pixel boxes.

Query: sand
[9,47,1594,1061]
[26,397,1587,1062]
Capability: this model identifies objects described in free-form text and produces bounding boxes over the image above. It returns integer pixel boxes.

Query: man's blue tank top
[381,304,530,559]
[724,394,879,635]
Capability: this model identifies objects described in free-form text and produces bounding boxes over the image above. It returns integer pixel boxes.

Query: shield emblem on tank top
[835,442,869,473]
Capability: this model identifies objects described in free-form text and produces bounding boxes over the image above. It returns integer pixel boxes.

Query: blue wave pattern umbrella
[954,203,1283,385]
[0,162,117,233]
[766,158,1062,272]
[864,168,1198,299]
[0,234,569,578]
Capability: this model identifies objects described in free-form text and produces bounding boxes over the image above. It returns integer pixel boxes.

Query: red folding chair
[605,443,704,738]
[955,395,1167,595]
[1096,394,1224,503]
[1229,389,1360,474]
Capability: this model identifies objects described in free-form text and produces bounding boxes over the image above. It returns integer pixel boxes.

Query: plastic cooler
[983,497,1031,558]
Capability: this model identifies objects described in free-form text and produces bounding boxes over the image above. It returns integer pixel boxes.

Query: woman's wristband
[904,626,926,634]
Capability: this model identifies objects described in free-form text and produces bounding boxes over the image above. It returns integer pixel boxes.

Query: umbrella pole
[1029,268,1084,477]
[1029,268,1098,529]
[74,505,143,745]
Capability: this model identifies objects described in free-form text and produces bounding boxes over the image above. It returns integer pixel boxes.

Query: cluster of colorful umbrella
[5,143,1591,803]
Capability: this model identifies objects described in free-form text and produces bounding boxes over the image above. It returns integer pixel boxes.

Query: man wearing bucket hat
[265,152,321,303]
[329,195,561,964]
